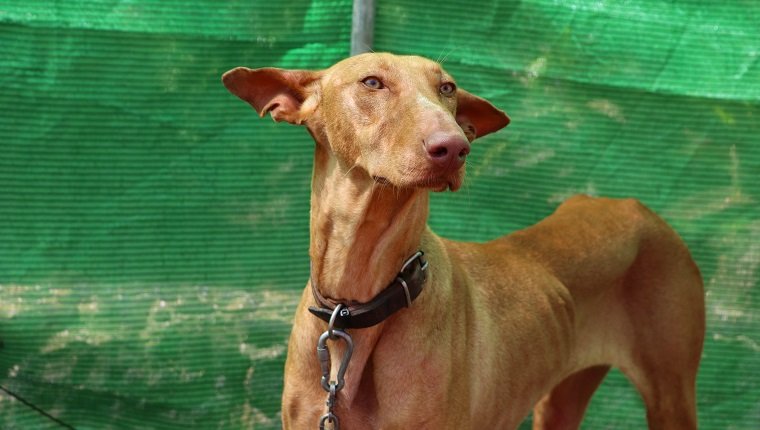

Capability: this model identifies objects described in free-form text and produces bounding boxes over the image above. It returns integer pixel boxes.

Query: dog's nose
[424,132,471,171]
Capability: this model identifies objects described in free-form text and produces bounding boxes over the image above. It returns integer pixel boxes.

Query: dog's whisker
[343,162,360,178]
[440,47,455,65]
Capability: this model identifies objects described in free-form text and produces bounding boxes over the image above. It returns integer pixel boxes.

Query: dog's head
[223,53,509,191]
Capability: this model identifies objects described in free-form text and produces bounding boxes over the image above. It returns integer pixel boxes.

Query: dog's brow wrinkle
[415,93,445,112]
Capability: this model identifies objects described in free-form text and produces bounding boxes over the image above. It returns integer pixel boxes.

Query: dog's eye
[440,82,456,96]
[361,76,384,90]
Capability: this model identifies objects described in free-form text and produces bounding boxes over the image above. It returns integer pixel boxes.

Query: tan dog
[223,53,705,429]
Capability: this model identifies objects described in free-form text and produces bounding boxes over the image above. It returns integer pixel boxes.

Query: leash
[310,251,428,429]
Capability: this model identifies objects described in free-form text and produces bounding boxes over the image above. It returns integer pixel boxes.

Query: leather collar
[308,251,429,329]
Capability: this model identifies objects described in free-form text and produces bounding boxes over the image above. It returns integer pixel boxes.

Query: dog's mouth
[372,174,461,192]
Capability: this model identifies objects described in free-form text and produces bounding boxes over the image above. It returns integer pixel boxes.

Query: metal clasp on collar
[317,328,353,392]
[316,305,354,429]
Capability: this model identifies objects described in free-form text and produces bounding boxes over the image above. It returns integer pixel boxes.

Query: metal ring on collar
[328,304,344,339]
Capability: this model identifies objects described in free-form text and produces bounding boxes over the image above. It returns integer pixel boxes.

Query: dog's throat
[308,251,429,329]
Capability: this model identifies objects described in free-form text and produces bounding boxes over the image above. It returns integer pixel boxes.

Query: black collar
[308,251,429,329]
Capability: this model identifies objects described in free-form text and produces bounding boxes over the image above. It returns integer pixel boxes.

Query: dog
[223,52,705,429]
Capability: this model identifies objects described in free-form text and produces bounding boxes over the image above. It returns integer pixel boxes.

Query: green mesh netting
[1,1,758,428]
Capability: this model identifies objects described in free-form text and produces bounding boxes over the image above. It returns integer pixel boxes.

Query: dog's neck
[308,143,429,303]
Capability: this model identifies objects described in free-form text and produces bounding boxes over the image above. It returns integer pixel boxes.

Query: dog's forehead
[324,53,453,84]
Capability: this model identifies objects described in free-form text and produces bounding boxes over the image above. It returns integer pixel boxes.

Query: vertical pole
[351,0,375,55]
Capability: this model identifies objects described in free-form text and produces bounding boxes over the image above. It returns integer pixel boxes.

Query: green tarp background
[1,1,758,428]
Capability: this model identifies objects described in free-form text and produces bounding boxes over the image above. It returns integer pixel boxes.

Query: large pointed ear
[455,89,510,141]
[222,67,321,124]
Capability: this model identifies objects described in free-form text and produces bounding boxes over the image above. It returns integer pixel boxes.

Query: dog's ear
[222,67,321,124]
[455,89,510,141]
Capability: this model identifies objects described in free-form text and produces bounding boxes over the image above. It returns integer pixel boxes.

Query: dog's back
[446,194,704,428]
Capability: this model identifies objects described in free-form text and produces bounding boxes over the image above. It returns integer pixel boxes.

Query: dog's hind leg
[622,365,699,430]
[618,278,702,430]
[617,213,704,429]
[531,365,611,430]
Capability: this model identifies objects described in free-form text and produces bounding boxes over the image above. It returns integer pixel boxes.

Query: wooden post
[351,0,375,55]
